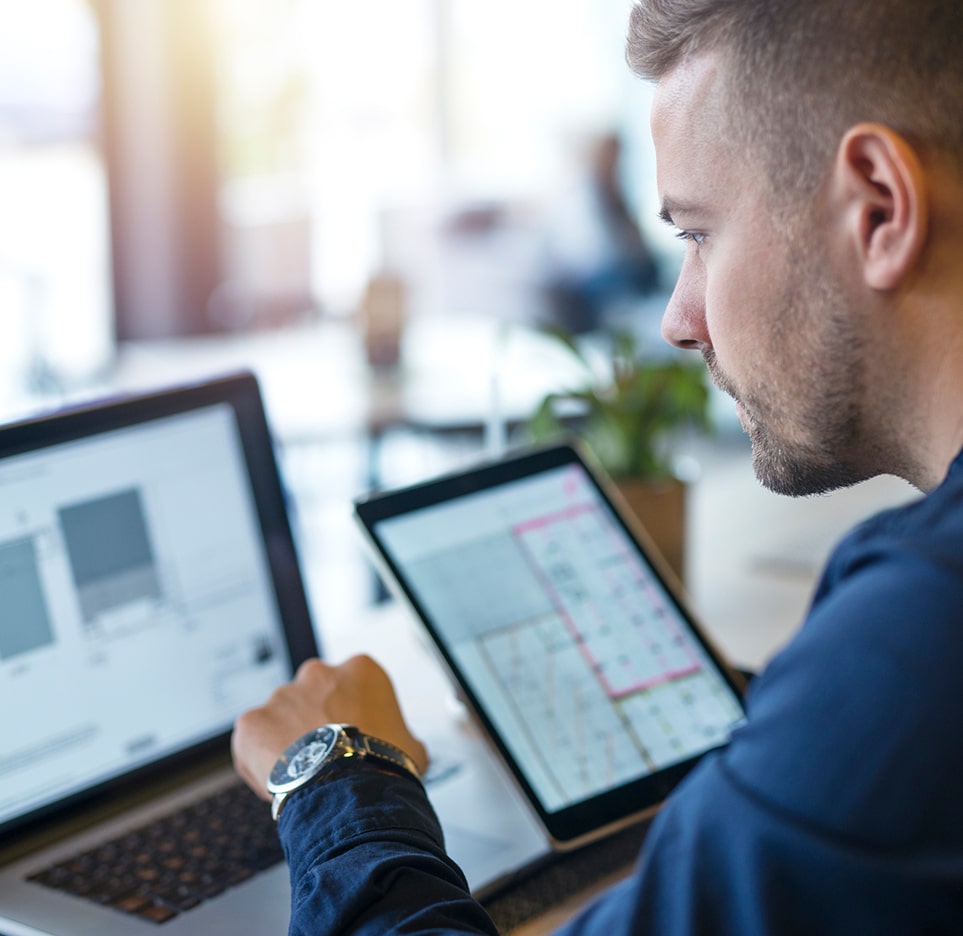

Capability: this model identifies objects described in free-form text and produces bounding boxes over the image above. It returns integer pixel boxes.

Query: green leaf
[526,326,713,480]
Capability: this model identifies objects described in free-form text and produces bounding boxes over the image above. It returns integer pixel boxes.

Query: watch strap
[344,728,422,780]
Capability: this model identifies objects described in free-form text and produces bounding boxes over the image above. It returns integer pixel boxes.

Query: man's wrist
[267,724,423,820]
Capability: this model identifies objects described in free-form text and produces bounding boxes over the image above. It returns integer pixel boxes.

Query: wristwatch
[267,723,422,820]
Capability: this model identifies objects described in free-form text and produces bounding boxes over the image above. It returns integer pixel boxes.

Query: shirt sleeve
[278,764,499,936]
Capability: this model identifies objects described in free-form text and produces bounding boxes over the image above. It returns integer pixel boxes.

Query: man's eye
[674,229,706,246]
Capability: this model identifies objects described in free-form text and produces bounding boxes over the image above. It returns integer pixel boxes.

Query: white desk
[105,316,586,446]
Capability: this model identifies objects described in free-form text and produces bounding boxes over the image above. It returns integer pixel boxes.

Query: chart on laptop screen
[378,463,745,813]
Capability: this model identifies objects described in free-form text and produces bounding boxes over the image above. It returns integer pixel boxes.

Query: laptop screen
[0,397,295,830]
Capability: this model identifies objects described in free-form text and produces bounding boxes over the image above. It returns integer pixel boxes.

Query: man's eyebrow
[658,199,706,227]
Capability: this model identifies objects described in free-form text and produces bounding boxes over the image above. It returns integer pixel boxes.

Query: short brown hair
[627,0,963,197]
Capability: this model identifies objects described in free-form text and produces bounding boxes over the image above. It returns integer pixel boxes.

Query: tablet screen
[356,444,745,843]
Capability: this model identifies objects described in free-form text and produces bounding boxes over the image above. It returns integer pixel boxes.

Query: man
[232,0,963,931]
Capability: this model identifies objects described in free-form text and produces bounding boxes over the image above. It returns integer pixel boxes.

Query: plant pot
[614,476,687,585]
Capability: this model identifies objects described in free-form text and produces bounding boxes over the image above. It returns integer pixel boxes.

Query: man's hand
[231,654,429,800]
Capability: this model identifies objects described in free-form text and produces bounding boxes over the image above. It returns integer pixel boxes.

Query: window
[211,0,663,317]
[0,0,112,415]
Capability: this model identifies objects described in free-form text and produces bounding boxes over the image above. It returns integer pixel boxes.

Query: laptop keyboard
[27,782,283,925]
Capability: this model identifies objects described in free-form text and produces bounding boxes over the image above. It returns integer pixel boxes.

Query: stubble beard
[702,269,872,498]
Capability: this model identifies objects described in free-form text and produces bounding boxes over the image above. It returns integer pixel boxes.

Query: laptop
[0,376,741,933]
[0,373,319,935]
[0,372,564,936]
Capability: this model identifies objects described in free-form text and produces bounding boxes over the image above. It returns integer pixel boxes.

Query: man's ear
[833,123,928,291]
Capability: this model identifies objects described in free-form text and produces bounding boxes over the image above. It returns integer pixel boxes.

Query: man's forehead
[651,52,727,140]
[651,51,739,211]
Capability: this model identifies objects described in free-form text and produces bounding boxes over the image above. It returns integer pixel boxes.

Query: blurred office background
[0,0,669,376]
[0,0,915,670]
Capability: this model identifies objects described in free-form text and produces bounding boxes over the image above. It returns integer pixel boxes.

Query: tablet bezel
[355,441,745,847]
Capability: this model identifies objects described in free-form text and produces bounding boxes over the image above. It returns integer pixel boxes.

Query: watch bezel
[267,724,345,795]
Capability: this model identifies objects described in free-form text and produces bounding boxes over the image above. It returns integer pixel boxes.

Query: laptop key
[113,893,152,914]
[136,902,179,924]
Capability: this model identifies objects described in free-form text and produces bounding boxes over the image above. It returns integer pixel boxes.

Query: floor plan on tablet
[376,462,745,812]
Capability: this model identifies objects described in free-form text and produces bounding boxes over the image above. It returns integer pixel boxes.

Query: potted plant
[527,327,711,583]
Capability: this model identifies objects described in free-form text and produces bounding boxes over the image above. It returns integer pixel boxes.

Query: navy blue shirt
[280,453,963,933]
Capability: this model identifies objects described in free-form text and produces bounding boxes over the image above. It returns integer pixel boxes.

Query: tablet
[354,442,746,847]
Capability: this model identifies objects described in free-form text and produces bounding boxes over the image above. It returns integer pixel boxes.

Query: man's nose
[661,262,711,352]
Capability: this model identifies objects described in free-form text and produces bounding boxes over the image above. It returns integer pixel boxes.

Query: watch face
[268,725,340,793]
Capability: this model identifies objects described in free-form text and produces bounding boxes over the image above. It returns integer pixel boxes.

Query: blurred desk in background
[107,313,917,672]
[107,316,583,450]
[4,311,917,673]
